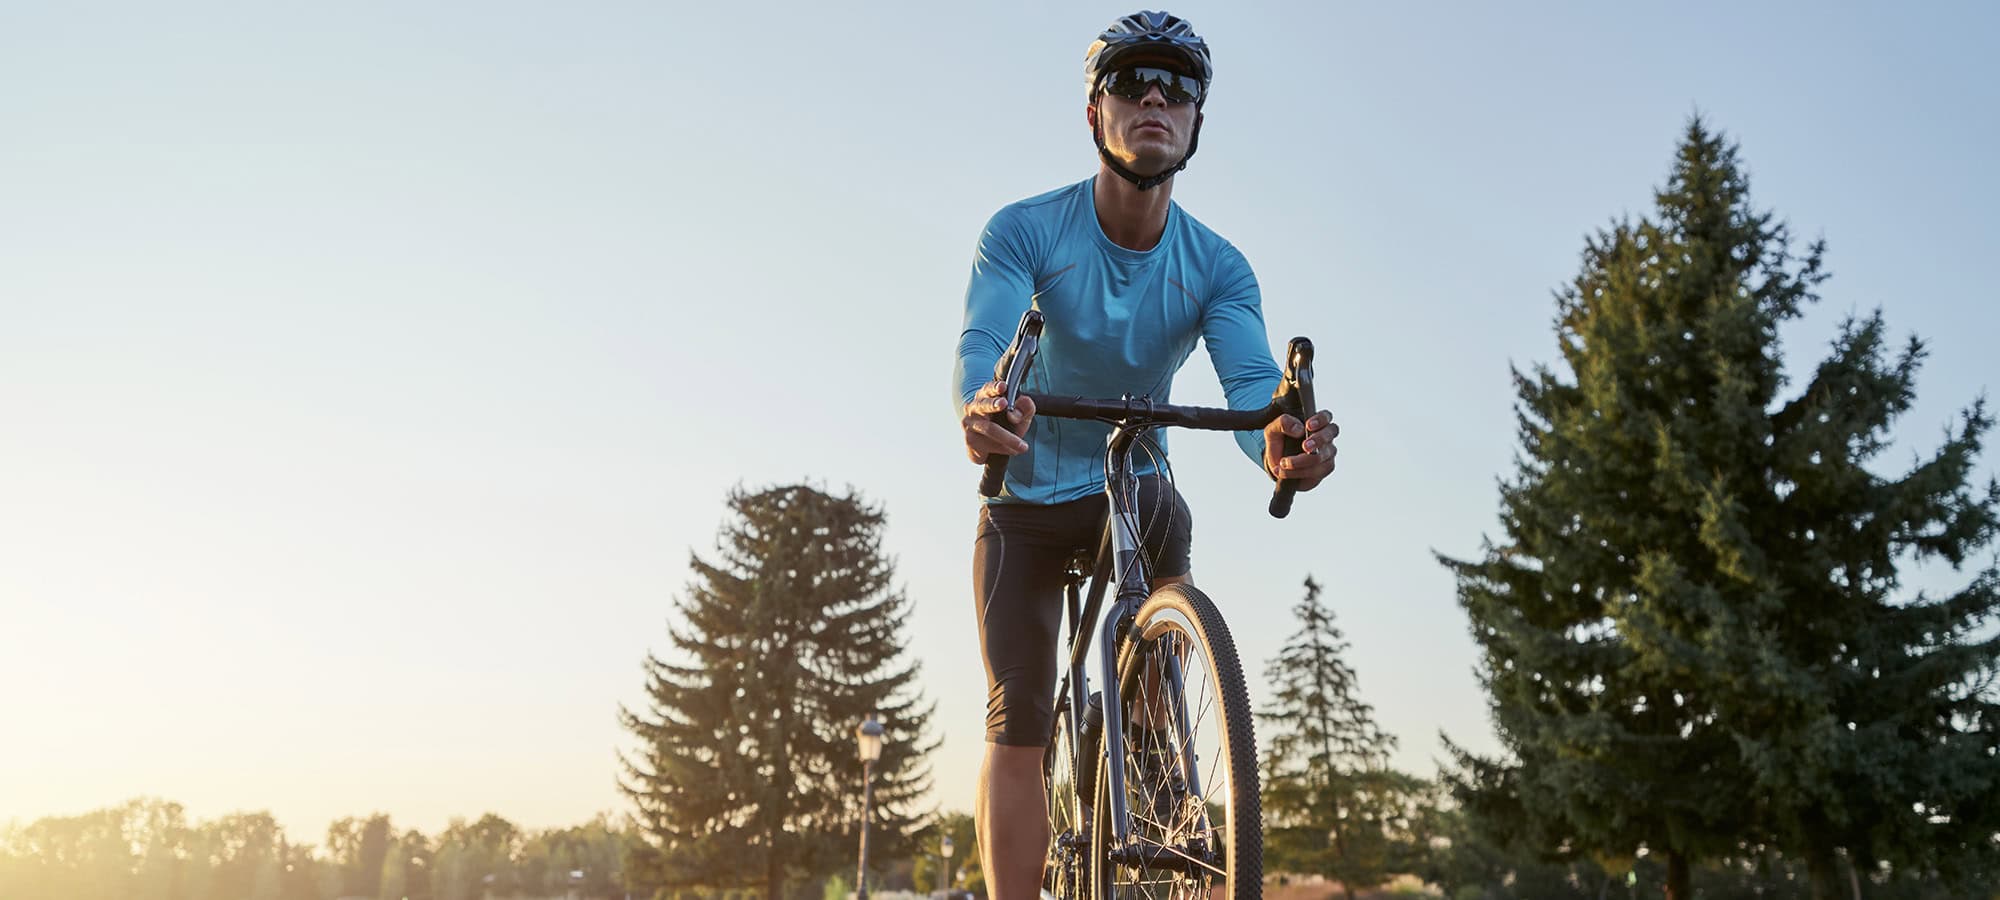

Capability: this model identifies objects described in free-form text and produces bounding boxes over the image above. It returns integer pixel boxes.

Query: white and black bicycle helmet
[1083,11,1212,190]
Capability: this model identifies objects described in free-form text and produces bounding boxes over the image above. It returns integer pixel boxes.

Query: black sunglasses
[1099,66,1205,104]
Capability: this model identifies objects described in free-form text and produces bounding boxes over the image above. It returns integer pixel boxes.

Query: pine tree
[382,828,433,900]
[433,814,521,900]
[1259,576,1419,899]
[199,812,285,900]
[325,813,392,899]
[911,812,980,897]
[621,485,936,900]
[1441,118,2000,900]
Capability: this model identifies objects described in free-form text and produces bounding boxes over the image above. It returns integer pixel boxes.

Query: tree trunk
[1662,850,1691,900]
[766,832,783,900]
[1806,847,1837,900]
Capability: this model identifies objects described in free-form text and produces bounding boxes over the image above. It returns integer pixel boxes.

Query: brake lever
[1269,336,1316,519]
[979,309,1044,498]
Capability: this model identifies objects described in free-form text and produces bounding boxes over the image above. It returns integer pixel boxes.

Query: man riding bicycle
[952,11,1338,898]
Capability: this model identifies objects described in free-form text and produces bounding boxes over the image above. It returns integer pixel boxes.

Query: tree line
[0,797,978,900]
[0,801,625,900]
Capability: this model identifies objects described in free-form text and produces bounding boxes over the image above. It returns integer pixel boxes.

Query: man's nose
[1141,84,1168,107]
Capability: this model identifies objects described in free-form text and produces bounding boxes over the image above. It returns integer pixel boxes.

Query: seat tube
[1063,579,1089,824]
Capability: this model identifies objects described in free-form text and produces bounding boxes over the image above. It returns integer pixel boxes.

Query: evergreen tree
[1259,576,1420,899]
[276,836,321,900]
[379,848,406,900]
[433,814,521,900]
[132,798,194,900]
[380,828,433,900]
[911,811,982,897]
[1441,118,2000,900]
[516,816,626,898]
[325,813,392,899]
[621,485,936,900]
[198,812,286,900]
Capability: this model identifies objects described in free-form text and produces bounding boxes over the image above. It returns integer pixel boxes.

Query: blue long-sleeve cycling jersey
[955,177,1282,505]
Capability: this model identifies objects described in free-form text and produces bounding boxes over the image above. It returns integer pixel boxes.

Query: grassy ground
[1265,874,1439,900]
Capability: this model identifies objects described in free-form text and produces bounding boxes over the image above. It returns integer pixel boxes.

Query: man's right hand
[962,379,1037,463]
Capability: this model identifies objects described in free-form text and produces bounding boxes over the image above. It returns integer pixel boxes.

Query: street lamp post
[855,715,885,900]
[939,835,954,899]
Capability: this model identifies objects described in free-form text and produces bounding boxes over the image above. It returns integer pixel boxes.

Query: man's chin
[1109,151,1180,180]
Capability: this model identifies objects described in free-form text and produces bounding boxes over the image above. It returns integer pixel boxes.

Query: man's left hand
[1263,410,1338,491]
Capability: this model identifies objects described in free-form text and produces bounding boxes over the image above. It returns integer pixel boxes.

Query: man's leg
[976,743,1048,900]
[971,501,1073,900]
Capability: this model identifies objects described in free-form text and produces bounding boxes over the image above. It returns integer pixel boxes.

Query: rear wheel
[1090,584,1261,900]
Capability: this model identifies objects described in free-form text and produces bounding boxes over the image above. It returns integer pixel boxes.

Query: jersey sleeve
[954,205,1041,415]
[1202,245,1283,465]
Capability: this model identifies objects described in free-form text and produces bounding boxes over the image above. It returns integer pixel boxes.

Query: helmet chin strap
[1092,108,1204,192]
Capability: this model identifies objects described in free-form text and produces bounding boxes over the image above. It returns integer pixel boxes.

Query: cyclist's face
[1089,83,1199,176]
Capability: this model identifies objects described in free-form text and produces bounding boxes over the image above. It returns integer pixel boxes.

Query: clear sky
[3,0,1995,843]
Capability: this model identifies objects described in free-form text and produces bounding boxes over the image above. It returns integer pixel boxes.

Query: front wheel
[1090,584,1261,900]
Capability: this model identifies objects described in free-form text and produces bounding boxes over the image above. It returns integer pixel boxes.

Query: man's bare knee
[983,744,1042,799]
[988,742,1042,771]
[1151,572,1192,592]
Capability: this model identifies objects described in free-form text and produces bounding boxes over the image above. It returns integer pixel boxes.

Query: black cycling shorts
[971,475,1191,746]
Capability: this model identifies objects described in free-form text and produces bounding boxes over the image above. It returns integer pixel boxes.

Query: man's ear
[1085,100,1098,130]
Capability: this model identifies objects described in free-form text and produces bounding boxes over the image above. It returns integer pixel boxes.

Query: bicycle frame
[1052,419,1208,856]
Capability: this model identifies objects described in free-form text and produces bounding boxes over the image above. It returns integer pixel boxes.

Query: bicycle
[976,309,1316,900]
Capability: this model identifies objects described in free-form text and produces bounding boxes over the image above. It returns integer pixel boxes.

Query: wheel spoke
[1127,834,1228,879]
[1096,589,1257,900]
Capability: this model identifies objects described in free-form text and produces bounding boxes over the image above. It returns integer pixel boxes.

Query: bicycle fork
[1096,470,1214,866]
[1095,475,1153,851]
